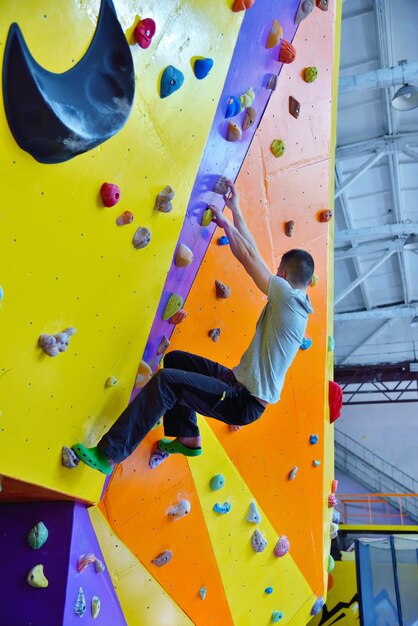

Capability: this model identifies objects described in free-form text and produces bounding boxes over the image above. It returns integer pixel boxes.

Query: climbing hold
[208,328,221,342]
[251,529,267,553]
[328,493,338,508]
[317,0,329,11]
[229,424,242,432]
[319,209,333,222]
[271,139,285,158]
[295,0,314,24]
[329,522,339,540]
[155,186,175,213]
[169,308,187,325]
[311,273,318,287]
[74,587,86,617]
[105,376,117,388]
[328,555,335,573]
[91,595,101,619]
[332,510,341,524]
[266,19,283,48]
[93,557,105,573]
[213,501,231,514]
[214,176,230,195]
[77,553,96,574]
[246,502,261,524]
[225,95,241,118]
[160,65,184,98]
[232,0,255,12]
[132,226,151,249]
[310,434,318,445]
[313,459,321,467]
[328,336,335,352]
[134,17,156,49]
[157,336,170,355]
[61,445,80,469]
[163,293,183,321]
[300,337,312,350]
[0,286,4,301]
[149,444,169,469]
[101,183,120,207]
[289,96,301,119]
[168,499,191,518]
[27,564,48,588]
[215,280,230,298]
[243,107,257,131]
[311,597,325,616]
[27,522,49,550]
[331,479,338,494]
[194,58,214,80]
[135,360,153,387]
[288,466,298,480]
[274,535,290,558]
[271,611,284,623]
[210,474,225,491]
[217,235,230,245]
[265,587,274,595]
[266,74,278,91]
[239,87,255,111]
[285,220,295,237]
[227,122,242,142]
[116,210,134,226]
[152,550,173,566]
[199,586,207,600]
[175,243,193,267]
[279,40,296,64]
[304,66,318,83]
[152,418,163,429]
[38,328,76,357]
[201,206,214,227]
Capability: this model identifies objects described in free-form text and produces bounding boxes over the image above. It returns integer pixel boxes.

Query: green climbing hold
[328,336,335,352]
[163,293,184,321]
[27,521,49,550]
[271,139,285,158]
[303,66,318,83]
[210,474,225,491]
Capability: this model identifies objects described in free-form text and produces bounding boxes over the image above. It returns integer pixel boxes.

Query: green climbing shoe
[72,444,113,475]
[158,438,202,457]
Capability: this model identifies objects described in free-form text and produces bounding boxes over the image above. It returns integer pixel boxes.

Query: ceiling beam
[336,132,418,161]
[335,238,406,261]
[335,306,418,322]
[334,249,396,305]
[335,151,385,198]
[338,61,418,93]
[338,319,396,365]
[335,222,418,245]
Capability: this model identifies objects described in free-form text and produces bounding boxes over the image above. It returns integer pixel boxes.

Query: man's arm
[223,180,259,251]
[211,206,272,295]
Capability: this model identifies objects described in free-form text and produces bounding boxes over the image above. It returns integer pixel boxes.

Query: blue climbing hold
[271,611,284,623]
[225,95,241,118]
[265,587,274,595]
[313,459,321,467]
[300,337,313,350]
[311,597,325,616]
[217,236,230,246]
[0,286,3,301]
[160,65,184,98]
[213,501,231,514]
[199,586,207,600]
[210,474,225,491]
[194,58,214,80]
[310,434,318,445]
[328,335,335,352]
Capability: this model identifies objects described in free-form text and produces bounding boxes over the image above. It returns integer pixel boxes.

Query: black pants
[97,350,265,463]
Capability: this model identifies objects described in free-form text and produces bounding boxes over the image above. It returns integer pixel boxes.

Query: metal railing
[338,493,418,525]
[335,429,418,521]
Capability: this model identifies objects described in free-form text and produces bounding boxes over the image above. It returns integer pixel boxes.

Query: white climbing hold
[251,529,267,553]
[168,499,191,518]
[246,502,261,524]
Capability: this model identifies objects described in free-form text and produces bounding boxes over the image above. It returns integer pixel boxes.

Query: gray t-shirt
[233,275,314,404]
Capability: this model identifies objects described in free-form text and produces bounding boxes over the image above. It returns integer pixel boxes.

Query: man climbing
[71,180,314,474]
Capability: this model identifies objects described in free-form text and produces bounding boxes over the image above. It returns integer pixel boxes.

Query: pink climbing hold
[274,535,290,558]
[101,183,120,207]
[77,553,96,574]
[328,493,338,508]
[331,479,338,494]
[169,309,187,325]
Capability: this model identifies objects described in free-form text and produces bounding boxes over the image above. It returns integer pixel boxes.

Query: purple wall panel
[64,503,127,626]
[0,501,72,626]
[135,0,300,399]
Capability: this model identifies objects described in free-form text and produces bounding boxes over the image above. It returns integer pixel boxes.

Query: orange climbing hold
[232,0,255,12]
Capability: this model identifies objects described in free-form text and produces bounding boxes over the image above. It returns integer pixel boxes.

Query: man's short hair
[280,249,314,288]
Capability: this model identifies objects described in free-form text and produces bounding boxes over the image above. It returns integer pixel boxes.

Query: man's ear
[277,267,286,278]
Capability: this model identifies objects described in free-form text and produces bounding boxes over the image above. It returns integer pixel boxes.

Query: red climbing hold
[232,0,255,12]
[134,18,156,49]
[101,183,120,207]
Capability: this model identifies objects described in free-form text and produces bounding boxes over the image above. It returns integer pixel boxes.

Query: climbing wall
[0,0,340,624]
